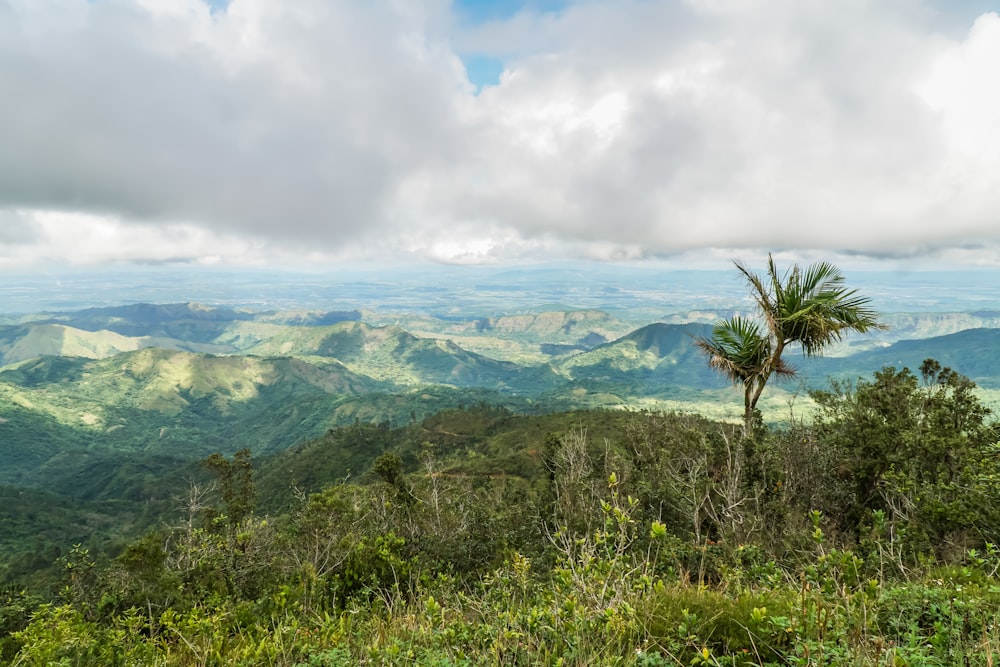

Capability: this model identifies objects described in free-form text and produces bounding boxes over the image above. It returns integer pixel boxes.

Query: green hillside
[5,380,1000,665]
[0,322,240,366]
[361,309,635,363]
[455,309,626,341]
[1,348,375,417]
[245,321,558,390]
[557,322,721,392]
[0,324,142,365]
[807,328,1000,388]
[0,350,383,486]
[38,303,253,341]
[0,485,152,587]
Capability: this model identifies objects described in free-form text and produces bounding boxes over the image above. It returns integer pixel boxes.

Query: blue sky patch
[454,0,570,91]
[203,0,229,14]
[454,0,570,26]
[463,54,506,91]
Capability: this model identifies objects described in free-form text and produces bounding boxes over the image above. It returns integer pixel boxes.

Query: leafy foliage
[697,255,883,428]
[811,360,1000,553]
[7,355,1000,665]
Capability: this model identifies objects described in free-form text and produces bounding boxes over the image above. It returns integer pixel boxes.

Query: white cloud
[918,13,1000,169]
[0,209,267,268]
[0,0,468,246]
[0,210,42,245]
[1,0,999,268]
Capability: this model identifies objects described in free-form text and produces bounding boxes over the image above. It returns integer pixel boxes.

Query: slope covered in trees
[3,359,1000,665]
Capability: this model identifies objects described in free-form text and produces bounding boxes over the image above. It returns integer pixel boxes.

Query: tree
[696,254,883,431]
[202,449,256,528]
[810,361,999,549]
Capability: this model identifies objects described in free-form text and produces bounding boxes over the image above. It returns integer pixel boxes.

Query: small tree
[810,360,999,550]
[202,449,256,528]
[696,254,884,431]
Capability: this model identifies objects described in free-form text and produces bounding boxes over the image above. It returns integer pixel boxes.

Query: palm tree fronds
[694,317,771,387]
[697,254,884,429]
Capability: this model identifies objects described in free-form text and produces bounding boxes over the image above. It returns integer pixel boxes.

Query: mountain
[0,347,380,420]
[25,302,360,344]
[244,321,555,390]
[0,322,235,366]
[0,348,388,487]
[556,323,722,394]
[359,309,635,364]
[36,302,253,340]
[665,310,1000,356]
[455,310,624,339]
[254,309,362,326]
[559,320,1000,393]
[806,328,1000,389]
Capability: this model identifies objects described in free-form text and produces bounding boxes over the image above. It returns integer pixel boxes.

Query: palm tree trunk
[744,340,786,432]
[743,386,755,433]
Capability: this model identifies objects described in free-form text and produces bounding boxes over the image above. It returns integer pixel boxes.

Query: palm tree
[696,254,884,431]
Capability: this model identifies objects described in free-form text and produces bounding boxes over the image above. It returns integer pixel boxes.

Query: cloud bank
[1,0,998,267]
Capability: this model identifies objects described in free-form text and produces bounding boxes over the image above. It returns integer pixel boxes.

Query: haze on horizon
[1,0,999,272]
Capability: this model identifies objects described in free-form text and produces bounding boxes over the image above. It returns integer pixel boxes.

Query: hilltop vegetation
[4,361,1000,665]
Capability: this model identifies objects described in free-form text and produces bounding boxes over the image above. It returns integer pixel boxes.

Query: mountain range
[2,301,1000,492]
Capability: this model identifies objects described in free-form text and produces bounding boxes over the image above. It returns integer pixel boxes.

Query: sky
[1,0,1000,271]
